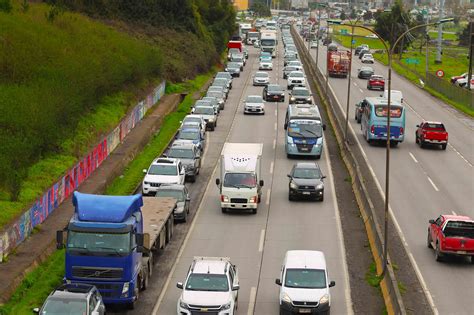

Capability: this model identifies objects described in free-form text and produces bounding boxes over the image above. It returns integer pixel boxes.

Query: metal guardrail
[426,73,474,108]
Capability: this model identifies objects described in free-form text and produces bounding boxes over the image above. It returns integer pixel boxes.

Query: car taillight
[400,127,404,135]
[370,125,375,134]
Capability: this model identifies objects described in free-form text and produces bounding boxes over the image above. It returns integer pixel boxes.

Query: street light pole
[315,9,321,70]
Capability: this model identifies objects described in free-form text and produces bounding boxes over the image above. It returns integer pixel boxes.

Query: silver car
[253,72,270,86]
[244,95,265,115]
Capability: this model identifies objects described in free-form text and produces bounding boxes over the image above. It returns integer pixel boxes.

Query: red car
[428,215,474,262]
[415,121,448,150]
[367,75,385,90]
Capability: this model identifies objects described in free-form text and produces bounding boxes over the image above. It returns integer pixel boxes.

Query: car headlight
[290,181,298,189]
[282,292,292,304]
[316,183,324,190]
[319,294,329,304]
[144,181,150,185]
[221,195,229,202]
[122,282,130,295]
[208,118,215,122]
[179,300,190,309]
[307,97,311,102]
[290,97,295,101]
[221,302,231,310]
[287,136,294,144]
[281,93,285,96]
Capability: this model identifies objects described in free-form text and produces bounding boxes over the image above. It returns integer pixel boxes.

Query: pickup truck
[415,121,448,150]
[427,215,474,262]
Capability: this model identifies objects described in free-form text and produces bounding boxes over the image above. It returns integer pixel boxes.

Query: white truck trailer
[215,143,264,214]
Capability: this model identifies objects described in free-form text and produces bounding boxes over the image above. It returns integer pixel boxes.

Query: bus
[284,104,326,159]
[360,97,406,145]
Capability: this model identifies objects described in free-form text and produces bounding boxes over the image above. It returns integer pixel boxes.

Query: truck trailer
[327,50,351,78]
[215,143,264,214]
[56,192,176,309]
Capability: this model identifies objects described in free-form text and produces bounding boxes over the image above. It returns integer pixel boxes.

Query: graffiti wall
[0,81,166,261]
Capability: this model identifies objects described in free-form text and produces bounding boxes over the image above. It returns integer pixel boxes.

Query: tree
[458,22,473,46]
[250,1,271,17]
[363,10,373,21]
[374,0,414,53]
[339,11,347,21]
[350,9,357,19]
[0,0,12,13]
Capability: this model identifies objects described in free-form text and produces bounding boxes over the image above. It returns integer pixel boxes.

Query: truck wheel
[252,208,257,214]
[435,243,443,262]
[441,144,447,150]
[415,134,419,144]
[427,232,433,248]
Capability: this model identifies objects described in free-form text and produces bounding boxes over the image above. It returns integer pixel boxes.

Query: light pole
[343,17,453,278]
[314,3,328,72]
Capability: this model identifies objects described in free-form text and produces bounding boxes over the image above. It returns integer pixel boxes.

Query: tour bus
[284,104,326,159]
[360,97,406,145]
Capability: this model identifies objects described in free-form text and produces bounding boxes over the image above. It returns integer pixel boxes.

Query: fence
[426,73,474,108]
[0,81,166,261]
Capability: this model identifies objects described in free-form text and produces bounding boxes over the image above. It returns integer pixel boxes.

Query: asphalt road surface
[152,35,353,314]
[304,29,473,315]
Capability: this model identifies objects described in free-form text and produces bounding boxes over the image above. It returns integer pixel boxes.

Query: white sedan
[259,59,273,70]
[253,72,270,86]
[243,95,265,115]
[361,53,375,64]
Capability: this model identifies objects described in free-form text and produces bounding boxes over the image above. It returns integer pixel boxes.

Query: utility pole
[468,21,473,91]
[435,0,445,63]
[425,11,430,78]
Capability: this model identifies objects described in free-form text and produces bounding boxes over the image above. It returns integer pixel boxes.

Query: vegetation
[458,22,473,46]
[250,0,271,17]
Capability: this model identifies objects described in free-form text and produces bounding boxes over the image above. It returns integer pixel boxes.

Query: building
[233,0,249,11]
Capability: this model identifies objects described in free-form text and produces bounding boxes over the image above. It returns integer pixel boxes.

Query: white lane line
[353,82,357,86]
[247,287,257,315]
[358,88,364,93]
[269,161,274,174]
[273,138,276,150]
[258,229,265,252]
[275,109,278,116]
[274,122,277,131]
[201,132,210,165]
[427,176,440,192]
[265,188,271,205]
[409,152,418,163]
[326,82,439,314]
[452,210,457,216]
[322,138,354,314]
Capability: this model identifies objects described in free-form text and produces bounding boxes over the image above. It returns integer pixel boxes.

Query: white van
[381,89,404,103]
[275,250,335,314]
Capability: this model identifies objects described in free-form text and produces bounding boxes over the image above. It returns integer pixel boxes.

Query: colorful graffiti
[0,81,166,261]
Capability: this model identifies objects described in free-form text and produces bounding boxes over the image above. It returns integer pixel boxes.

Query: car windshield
[194,107,215,115]
[261,39,276,46]
[285,67,297,72]
[168,148,195,159]
[67,231,131,255]
[148,164,178,176]
[268,85,283,92]
[228,49,239,54]
[156,189,185,202]
[41,298,87,315]
[178,130,200,140]
[185,274,229,292]
[228,62,240,68]
[224,173,257,188]
[374,105,403,118]
[292,89,309,96]
[290,72,304,78]
[288,120,322,138]
[285,268,326,289]
[255,73,268,78]
[293,167,321,179]
[232,56,243,61]
[247,96,263,103]
[207,92,222,99]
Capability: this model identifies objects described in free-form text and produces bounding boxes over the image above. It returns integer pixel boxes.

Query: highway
[152,34,353,314]
[303,29,474,315]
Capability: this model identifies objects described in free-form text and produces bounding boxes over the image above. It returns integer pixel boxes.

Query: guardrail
[292,26,407,315]
[0,81,166,261]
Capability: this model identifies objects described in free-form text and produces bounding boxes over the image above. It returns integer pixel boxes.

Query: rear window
[444,221,474,239]
[374,105,403,118]
[424,123,445,131]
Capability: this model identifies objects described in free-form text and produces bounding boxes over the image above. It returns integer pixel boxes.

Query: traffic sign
[352,39,356,44]
[404,58,420,65]
[436,69,445,78]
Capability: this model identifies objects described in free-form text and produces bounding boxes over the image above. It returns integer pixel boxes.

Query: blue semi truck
[56,192,176,309]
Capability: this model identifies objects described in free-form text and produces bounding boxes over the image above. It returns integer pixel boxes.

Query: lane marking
[269,161,274,174]
[409,152,418,163]
[452,210,457,216]
[358,88,364,93]
[265,188,271,205]
[274,122,277,131]
[273,138,276,150]
[247,287,257,315]
[353,82,357,86]
[275,109,278,116]
[258,229,265,252]
[201,132,210,165]
[427,176,440,192]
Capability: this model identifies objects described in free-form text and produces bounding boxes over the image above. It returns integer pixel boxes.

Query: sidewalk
[0,93,183,303]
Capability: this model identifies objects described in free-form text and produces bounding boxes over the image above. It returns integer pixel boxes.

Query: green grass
[334,34,386,50]
[0,250,65,315]
[106,70,215,196]
[333,24,374,37]
[366,262,382,288]
[428,31,457,41]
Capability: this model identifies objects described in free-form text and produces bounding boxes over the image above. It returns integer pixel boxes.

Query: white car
[455,75,474,87]
[361,53,375,64]
[177,257,240,315]
[253,71,270,86]
[192,105,217,131]
[244,95,265,115]
[142,158,185,195]
[287,60,303,71]
[276,250,335,315]
[259,59,273,70]
[310,41,318,48]
[287,71,306,89]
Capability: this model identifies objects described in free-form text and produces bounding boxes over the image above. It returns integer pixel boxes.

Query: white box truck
[215,143,264,214]
[260,30,278,57]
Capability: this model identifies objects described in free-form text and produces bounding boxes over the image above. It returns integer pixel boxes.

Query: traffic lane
[321,50,474,313]
[155,46,280,315]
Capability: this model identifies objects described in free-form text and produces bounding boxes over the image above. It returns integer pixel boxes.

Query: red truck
[227,40,242,52]
[428,215,474,263]
[415,121,448,150]
[327,51,350,78]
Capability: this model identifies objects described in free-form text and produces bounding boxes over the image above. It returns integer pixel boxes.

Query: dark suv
[166,143,201,182]
[263,84,285,102]
[287,162,326,201]
[289,87,312,104]
[35,283,105,315]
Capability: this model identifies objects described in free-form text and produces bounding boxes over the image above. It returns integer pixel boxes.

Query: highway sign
[404,58,420,65]
[352,39,356,44]
[436,69,445,78]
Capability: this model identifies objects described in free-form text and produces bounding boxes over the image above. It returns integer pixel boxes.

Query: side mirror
[33,308,40,314]
[329,280,336,287]
[323,124,327,131]
[429,219,435,224]
[56,230,65,249]
[416,125,420,128]
[259,180,264,187]
[275,278,282,286]
[143,169,147,174]
[287,174,291,178]
[322,175,327,179]
[136,233,144,247]
[232,284,240,291]
[216,178,221,186]
[186,197,191,202]
[177,282,184,289]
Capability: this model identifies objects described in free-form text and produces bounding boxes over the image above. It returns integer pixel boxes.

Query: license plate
[302,192,311,195]
[300,148,309,151]
[299,309,312,314]
[273,96,279,99]
[251,109,257,111]
[457,251,467,255]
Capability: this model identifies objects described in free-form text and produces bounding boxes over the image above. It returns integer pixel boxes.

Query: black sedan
[263,84,285,102]
[288,162,325,201]
[357,66,374,79]
[156,185,191,223]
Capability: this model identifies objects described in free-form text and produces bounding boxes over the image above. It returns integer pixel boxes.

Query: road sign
[436,69,445,78]
[352,39,356,44]
[404,58,420,65]
[340,29,348,35]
